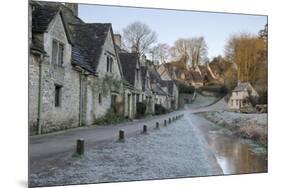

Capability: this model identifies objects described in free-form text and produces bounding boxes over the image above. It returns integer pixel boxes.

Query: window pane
[52,40,58,64]
[110,57,113,72]
[55,85,61,107]
[98,93,102,104]
[58,43,64,65]
[107,56,110,72]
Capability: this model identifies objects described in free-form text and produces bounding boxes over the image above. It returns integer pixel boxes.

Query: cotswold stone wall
[124,89,134,118]
[41,14,80,133]
[29,14,81,135]
[84,75,95,126]
[29,54,40,135]
[39,59,80,134]
[94,31,124,119]
[173,84,179,109]
[96,31,122,80]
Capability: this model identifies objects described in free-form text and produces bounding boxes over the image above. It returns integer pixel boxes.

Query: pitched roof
[190,70,203,82]
[69,23,111,73]
[31,2,121,76]
[154,84,167,96]
[119,52,139,86]
[209,60,225,76]
[233,82,256,92]
[140,66,148,90]
[160,80,175,96]
[148,65,162,83]
[31,1,80,53]
[32,1,61,32]
[147,66,167,95]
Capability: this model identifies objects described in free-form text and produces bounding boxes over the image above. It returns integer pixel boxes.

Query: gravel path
[30,114,222,187]
[30,98,230,187]
[30,111,184,160]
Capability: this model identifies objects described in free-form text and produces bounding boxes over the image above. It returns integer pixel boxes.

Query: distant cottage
[228,81,259,109]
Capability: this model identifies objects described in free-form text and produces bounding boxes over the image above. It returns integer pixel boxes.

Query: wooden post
[143,125,147,133]
[119,130,125,141]
[76,139,84,155]
[156,122,160,129]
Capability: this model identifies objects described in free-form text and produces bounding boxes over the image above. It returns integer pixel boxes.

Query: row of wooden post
[76,114,184,155]
[118,114,184,141]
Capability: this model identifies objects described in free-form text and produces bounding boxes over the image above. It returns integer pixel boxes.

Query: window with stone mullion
[52,40,58,64]
[52,39,64,66]
[58,43,64,65]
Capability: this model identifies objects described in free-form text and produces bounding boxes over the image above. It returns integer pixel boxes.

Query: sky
[78,4,267,60]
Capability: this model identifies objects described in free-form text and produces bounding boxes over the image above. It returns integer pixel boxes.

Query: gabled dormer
[156,64,172,81]
[31,2,73,67]
[69,23,123,79]
[119,52,142,91]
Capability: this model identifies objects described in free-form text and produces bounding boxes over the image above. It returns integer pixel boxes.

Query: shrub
[257,91,268,105]
[238,124,267,146]
[198,84,228,96]
[175,81,195,94]
[246,95,259,107]
[95,109,127,125]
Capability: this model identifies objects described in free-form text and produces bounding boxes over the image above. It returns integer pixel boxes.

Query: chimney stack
[65,3,78,17]
[114,34,122,48]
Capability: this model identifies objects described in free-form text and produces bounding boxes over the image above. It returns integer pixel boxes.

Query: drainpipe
[79,69,88,127]
[36,54,43,135]
[79,70,84,127]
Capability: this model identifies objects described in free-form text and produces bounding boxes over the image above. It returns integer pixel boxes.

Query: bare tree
[122,21,157,56]
[150,43,170,64]
[194,37,208,65]
[170,38,189,66]
[170,37,208,68]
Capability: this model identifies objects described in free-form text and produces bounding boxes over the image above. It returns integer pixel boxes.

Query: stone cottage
[69,22,125,121]
[29,1,182,135]
[156,64,179,110]
[160,80,179,110]
[30,2,82,134]
[119,52,143,118]
[228,81,259,110]
[29,1,124,134]
[141,66,155,114]
[156,63,173,81]
[148,66,170,109]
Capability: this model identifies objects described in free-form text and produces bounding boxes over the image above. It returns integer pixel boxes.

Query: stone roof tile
[119,52,139,86]
[69,23,111,73]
